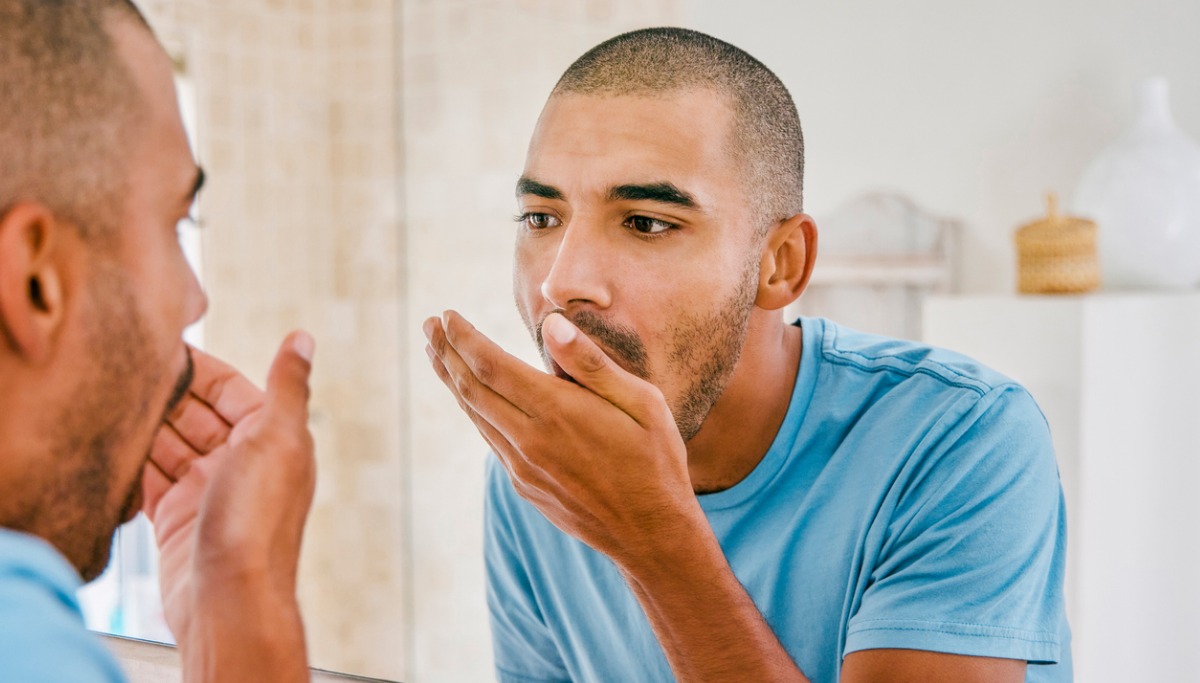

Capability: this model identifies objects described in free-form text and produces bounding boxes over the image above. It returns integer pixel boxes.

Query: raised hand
[423,310,701,566]
[142,332,316,683]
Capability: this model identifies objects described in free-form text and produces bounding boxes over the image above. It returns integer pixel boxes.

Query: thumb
[543,313,659,421]
[264,330,315,422]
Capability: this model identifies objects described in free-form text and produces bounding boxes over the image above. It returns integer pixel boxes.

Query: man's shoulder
[0,529,127,682]
[798,317,1052,459]
[0,528,81,607]
[807,317,1020,398]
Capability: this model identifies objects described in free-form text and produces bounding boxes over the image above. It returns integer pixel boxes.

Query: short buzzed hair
[0,0,152,240]
[554,27,804,229]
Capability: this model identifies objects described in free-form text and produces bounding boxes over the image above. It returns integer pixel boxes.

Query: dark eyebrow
[607,182,698,210]
[516,176,564,201]
[186,166,206,203]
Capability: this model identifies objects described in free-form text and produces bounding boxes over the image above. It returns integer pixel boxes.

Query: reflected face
[44,16,207,581]
[513,89,762,440]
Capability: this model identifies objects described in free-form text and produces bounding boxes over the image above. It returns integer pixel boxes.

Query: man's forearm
[617,513,810,683]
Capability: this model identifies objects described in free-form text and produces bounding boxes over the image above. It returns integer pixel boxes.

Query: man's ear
[755,212,818,311]
[0,203,69,363]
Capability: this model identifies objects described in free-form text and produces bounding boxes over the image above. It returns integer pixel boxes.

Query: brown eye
[626,215,675,235]
[517,213,560,230]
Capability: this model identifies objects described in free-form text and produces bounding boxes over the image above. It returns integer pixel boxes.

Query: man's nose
[539,218,613,311]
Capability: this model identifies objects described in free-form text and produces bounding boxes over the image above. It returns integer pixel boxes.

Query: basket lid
[1016,193,1096,238]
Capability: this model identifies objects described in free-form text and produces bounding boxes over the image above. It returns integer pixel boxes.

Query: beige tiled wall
[134,0,679,681]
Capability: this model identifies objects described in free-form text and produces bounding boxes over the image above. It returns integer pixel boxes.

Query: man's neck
[684,313,802,494]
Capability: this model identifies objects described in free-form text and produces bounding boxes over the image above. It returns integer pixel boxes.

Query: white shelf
[923,292,1200,682]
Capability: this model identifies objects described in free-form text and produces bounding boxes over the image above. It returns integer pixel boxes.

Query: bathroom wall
[135,0,409,679]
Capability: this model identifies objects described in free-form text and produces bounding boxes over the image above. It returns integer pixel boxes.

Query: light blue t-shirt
[0,529,127,682]
[484,317,1071,683]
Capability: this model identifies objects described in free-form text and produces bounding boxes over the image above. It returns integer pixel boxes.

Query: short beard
[526,254,760,442]
[667,258,759,440]
[39,263,158,582]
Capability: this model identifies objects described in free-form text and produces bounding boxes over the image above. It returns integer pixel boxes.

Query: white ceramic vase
[1073,78,1200,290]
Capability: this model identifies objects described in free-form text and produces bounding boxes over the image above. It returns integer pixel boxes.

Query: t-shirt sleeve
[0,569,128,682]
[844,385,1068,665]
[483,454,571,683]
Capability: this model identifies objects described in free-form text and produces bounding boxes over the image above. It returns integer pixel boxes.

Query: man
[424,27,1071,683]
[0,1,316,680]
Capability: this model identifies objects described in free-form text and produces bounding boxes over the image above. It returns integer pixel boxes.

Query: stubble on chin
[75,351,183,583]
[668,262,759,441]
[47,267,161,582]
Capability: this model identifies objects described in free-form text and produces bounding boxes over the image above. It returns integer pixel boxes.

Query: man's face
[514,89,762,440]
[42,17,207,581]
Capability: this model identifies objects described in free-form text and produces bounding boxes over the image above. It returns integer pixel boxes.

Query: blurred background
[78,0,1200,681]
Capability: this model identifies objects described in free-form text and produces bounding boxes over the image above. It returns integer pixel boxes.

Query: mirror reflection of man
[0,1,316,680]
[426,28,1071,683]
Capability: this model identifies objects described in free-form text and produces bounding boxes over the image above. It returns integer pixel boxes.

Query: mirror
[78,1,1200,682]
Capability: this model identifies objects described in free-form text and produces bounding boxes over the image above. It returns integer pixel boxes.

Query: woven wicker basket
[1014,194,1100,294]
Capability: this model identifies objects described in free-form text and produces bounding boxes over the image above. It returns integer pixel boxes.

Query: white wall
[685,0,1200,293]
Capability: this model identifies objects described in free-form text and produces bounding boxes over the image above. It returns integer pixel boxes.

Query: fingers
[434,311,551,417]
[156,348,262,488]
[425,342,550,497]
[187,346,266,426]
[423,314,532,431]
[541,312,662,425]
[166,393,232,455]
[149,425,199,482]
[426,340,509,448]
[141,458,174,520]
[148,336,313,517]
[262,331,315,425]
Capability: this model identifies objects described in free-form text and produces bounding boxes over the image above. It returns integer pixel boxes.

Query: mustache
[536,310,649,379]
[163,347,195,416]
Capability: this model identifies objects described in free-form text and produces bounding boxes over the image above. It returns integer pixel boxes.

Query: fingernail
[544,313,577,345]
[425,344,436,362]
[294,331,315,363]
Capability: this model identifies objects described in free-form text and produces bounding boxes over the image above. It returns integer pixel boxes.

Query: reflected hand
[423,310,701,566]
[142,332,316,682]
